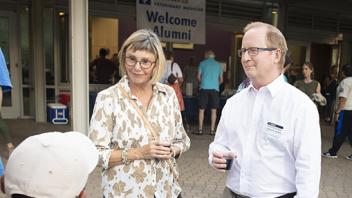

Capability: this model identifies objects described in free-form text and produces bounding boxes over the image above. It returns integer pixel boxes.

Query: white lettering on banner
[136,0,205,44]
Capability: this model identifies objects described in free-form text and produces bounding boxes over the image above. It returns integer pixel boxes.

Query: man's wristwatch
[121,148,130,164]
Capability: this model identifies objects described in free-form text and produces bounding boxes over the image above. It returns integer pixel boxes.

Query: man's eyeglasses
[125,56,156,69]
[237,47,277,57]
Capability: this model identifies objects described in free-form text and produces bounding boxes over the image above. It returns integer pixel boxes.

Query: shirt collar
[248,74,285,98]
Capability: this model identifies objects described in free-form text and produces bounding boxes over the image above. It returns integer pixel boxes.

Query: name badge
[265,122,284,137]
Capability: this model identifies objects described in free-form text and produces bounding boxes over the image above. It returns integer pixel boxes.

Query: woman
[294,62,321,98]
[89,29,190,198]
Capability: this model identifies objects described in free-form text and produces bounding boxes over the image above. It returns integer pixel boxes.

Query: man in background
[89,48,116,84]
[196,50,223,135]
[0,48,14,155]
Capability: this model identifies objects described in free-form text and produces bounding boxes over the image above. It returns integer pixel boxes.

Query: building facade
[1,0,352,123]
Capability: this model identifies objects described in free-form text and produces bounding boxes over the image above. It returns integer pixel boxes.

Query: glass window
[46,88,55,103]
[20,4,35,117]
[21,5,30,85]
[44,8,54,85]
[58,11,69,83]
[22,87,35,116]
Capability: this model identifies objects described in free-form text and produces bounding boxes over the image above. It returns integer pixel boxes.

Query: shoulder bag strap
[117,85,178,178]
[118,85,158,138]
[171,61,174,73]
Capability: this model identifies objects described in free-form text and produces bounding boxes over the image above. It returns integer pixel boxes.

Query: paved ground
[1,120,351,198]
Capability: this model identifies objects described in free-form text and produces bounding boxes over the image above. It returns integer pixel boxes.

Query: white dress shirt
[209,75,321,198]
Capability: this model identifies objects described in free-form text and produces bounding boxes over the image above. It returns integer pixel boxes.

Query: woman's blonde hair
[118,29,165,84]
[244,22,288,66]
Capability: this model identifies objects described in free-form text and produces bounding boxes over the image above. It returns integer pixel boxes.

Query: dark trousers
[223,187,296,198]
[0,114,12,143]
[329,110,352,155]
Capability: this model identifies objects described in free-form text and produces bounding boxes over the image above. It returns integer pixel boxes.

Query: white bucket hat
[4,131,98,198]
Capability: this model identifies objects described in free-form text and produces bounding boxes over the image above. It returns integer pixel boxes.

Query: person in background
[209,21,321,198]
[110,53,121,84]
[0,157,4,193]
[322,65,338,123]
[282,52,293,82]
[162,51,186,130]
[294,62,321,97]
[196,50,223,135]
[2,131,98,198]
[0,48,14,155]
[182,56,199,96]
[89,29,190,198]
[161,51,183,85]
[235,77,250,93]
[322,64,352,160]
[89,48,115,84]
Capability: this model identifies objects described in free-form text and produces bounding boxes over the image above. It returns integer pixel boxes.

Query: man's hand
[212,151,235,172]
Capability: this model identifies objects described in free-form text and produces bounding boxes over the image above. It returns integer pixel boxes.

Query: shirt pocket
[261,122,286,156]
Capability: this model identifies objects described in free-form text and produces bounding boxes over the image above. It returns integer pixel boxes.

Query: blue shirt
[198,58,223,91]
[0,157,4,176]
[0,48,12,92]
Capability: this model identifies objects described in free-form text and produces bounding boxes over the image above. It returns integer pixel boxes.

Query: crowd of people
[0,21,351,198]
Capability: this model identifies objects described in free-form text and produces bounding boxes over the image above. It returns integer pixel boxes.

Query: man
[196,50,223,135]
[89,48,116,84]
[0,47,14,155]
[209,22,321,198]
[2,131,98,198]
[322,64,352,160]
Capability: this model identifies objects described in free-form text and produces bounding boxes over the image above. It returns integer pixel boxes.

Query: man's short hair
[205,50,215,59]
[99,48,108,57]
[5,132,98,198]
[341,64,352,77]
[243,22,288,66]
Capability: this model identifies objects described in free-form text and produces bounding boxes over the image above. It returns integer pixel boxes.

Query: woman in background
[294,62,321,98]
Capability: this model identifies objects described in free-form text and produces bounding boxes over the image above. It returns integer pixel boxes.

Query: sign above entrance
[136,0,205,44]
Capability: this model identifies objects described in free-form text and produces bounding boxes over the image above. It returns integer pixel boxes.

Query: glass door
[0,11,21,118]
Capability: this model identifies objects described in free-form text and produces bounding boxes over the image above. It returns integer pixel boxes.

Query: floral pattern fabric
[89,76,190,198]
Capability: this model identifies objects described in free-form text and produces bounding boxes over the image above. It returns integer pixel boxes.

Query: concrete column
[32,0,46,122]
[69,0,89,134]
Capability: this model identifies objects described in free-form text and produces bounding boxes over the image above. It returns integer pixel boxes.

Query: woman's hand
[141,140,172,160]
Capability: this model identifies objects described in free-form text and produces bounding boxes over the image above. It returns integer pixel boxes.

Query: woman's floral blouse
[89,76,190,198]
